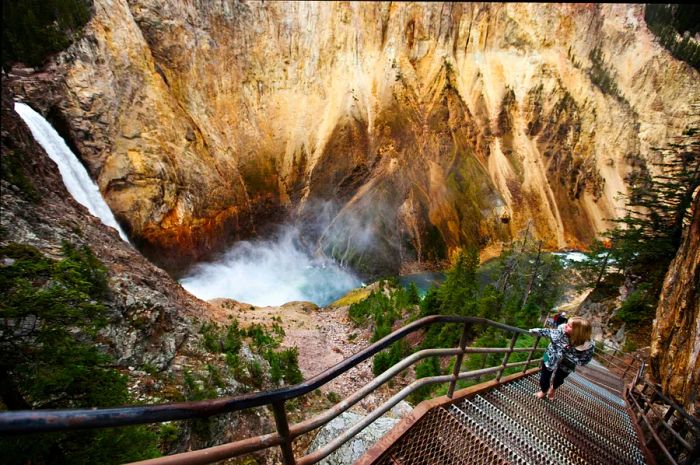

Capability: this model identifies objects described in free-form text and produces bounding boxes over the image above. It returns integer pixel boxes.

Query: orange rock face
[650,193,700,414]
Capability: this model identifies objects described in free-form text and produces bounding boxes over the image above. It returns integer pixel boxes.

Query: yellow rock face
[53,1,699,274]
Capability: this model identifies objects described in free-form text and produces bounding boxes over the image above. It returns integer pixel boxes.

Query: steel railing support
[496,332,519,382]
[523,335,541,373]
[272,401,296,465]
[447,322,470,398]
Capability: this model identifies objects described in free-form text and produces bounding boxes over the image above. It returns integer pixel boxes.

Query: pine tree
[438,247,479,316]
[605,127,700,308]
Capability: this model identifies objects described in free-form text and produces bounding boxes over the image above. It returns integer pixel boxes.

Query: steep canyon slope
[10,2,700,278]
[650,192,699,415]
[0,85,281,454]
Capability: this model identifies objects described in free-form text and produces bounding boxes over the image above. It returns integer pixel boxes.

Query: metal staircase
[8,315,694,465]
[361,365,648,465]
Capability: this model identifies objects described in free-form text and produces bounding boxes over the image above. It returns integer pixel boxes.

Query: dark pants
[539,360,571,392]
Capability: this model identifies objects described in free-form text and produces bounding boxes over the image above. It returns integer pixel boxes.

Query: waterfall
[13,102,129,242]
[181,226,362,307]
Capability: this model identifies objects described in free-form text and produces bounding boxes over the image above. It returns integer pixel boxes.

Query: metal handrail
[594,343,643,381]
[0,315,544,465]
[626,362,699,465]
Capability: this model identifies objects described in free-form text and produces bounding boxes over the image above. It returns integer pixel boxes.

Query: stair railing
[595,341,643,382]
[626,362,700,465]
[0,315,544,465]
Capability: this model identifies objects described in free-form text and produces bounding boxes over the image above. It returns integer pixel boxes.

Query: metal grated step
[364,369,648,465]
[371,405,509,465]
[451,396,564,465]
[491,377,645,464]
[485,387,593,464]
[576,359,626,394]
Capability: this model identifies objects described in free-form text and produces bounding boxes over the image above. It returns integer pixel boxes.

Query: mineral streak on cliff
[19,1,699,275]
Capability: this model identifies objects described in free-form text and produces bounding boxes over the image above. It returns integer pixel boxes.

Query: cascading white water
[181,227,362,307]
[13,102,359,306]
[14,102,129,242]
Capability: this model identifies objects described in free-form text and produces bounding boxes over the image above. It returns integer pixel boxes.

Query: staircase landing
[359,367,647,465]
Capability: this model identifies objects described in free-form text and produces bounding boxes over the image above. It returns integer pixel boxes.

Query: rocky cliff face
[9,2,699,276]
[1,85,203,371]
[649,192,699,414]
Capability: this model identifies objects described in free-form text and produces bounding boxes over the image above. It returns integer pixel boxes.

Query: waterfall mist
[13,102,129,242]
[180,227,362,307]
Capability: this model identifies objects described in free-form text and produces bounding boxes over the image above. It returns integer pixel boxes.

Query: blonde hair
[569,317,592,346]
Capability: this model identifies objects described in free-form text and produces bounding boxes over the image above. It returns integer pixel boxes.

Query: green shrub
[245,323,282,351]
[372,340,410,376]
[158,423,179,444]
[0,242,159,464]
[265,347,302,386]
[200,322,221,353]
[615,289,654,324]
[408,357,441,404]
[223,320,243,354]
[246,360,264,389]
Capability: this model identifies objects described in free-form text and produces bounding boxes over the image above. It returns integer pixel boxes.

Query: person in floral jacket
[529,316,594,400]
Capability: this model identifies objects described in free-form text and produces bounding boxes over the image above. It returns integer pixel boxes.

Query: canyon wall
[10,2,700,276]
[650,191,699,414]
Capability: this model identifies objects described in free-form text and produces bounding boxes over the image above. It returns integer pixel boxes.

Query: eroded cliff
[10,2,700,276]
[650,192,699,415]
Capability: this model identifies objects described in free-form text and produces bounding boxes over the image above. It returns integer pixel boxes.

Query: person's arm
[528,327,553,338]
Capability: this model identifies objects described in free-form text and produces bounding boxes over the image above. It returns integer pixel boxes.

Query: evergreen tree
[644,5,700,70]
[604,127,699,317]
[2,0,92,69]
[437,247,479,316]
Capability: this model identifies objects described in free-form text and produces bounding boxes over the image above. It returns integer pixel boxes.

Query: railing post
[496,333,519,382]
[523,335,541,373]
[272,401,296,465]
[447,322,470,398]
[622,356,638,380]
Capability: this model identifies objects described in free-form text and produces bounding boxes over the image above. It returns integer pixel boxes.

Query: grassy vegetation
[330,286,373,307]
